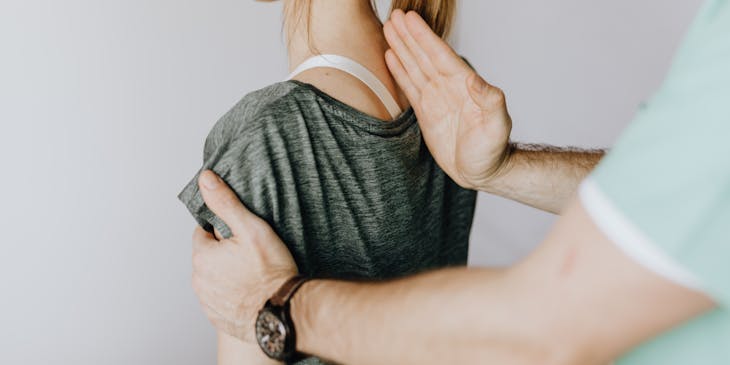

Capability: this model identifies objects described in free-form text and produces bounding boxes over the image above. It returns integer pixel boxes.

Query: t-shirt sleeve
[178,112,276,240]
[580,0,730,306]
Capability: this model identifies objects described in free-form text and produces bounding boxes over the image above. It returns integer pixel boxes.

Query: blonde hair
[284,0,455,40]
[389,0,455,38]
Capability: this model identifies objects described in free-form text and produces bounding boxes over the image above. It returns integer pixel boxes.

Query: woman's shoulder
[202,81,315,157]
[223,81,311,127]
[207,81,311,140]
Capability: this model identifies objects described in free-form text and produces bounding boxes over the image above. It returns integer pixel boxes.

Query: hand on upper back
[384,10,512,190]
[191,170,298,344]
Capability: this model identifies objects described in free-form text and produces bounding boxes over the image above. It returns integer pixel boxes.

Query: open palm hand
[384,10,512,190]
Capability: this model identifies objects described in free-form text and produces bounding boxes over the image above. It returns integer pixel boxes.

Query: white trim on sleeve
[579,178,708,295]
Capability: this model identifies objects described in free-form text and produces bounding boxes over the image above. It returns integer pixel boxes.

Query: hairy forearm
[282,198,710,365]
[481,143,605,214]
[291,268,568,365]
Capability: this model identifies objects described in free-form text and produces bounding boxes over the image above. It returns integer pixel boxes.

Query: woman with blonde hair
[179,0,472,363]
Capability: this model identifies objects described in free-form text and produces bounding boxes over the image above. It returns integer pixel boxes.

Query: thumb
[198,170,257,238]
[467,73,504,111]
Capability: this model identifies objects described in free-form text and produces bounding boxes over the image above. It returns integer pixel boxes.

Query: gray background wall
[0,0,703,363]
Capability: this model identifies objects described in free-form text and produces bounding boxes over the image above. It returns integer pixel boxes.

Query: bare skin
[384,10,603,213]
[290,200,712,365]
[286,0,410,120]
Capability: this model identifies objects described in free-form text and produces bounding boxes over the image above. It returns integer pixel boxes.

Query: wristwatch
[255,275,310,361]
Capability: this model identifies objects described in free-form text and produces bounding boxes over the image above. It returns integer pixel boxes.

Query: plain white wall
[0,0,702,363]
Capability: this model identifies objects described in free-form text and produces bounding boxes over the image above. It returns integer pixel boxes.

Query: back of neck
[284,0,408,120]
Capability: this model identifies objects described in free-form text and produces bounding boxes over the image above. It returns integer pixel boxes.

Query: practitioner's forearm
[288,199,711,365]
[290,267,556,365]
[481,143,605,214]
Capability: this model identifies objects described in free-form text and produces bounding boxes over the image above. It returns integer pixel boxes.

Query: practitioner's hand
[191,170,298,343]
[384,10,512,190]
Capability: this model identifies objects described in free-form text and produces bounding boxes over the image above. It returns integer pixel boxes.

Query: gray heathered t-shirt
[179,80,476,364]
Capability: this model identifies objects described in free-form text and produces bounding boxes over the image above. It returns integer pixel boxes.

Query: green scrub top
[579,0,730,363]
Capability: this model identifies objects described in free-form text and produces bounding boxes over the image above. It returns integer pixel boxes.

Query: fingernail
[200,171,220,190]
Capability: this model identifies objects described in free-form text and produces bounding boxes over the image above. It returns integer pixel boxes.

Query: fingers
[389,10,439,78]
[385,49,420,103]
[198,170,257,238]
[384,15,428,89]
[191,229,214,280]
[193,226,216,246]
[402,10,466,76]
[192,226,218,277]
[213,228,224,241]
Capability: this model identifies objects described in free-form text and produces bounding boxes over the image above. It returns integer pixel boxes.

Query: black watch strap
[271,275,309,307]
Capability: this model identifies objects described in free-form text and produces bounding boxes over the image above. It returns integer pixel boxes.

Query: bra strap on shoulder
[287,54,403,119]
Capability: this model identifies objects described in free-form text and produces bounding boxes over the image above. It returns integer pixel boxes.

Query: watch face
[256,308,288,359]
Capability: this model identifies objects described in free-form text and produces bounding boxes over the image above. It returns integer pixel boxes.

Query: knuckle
[217,190,240,209]
[193,226,212,245]
[219,194,236,209]
[249,224,274,245]
[489,86,506,104]
[205,188,232,209]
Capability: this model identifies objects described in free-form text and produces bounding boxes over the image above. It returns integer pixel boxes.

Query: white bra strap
[287,54,403,119]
